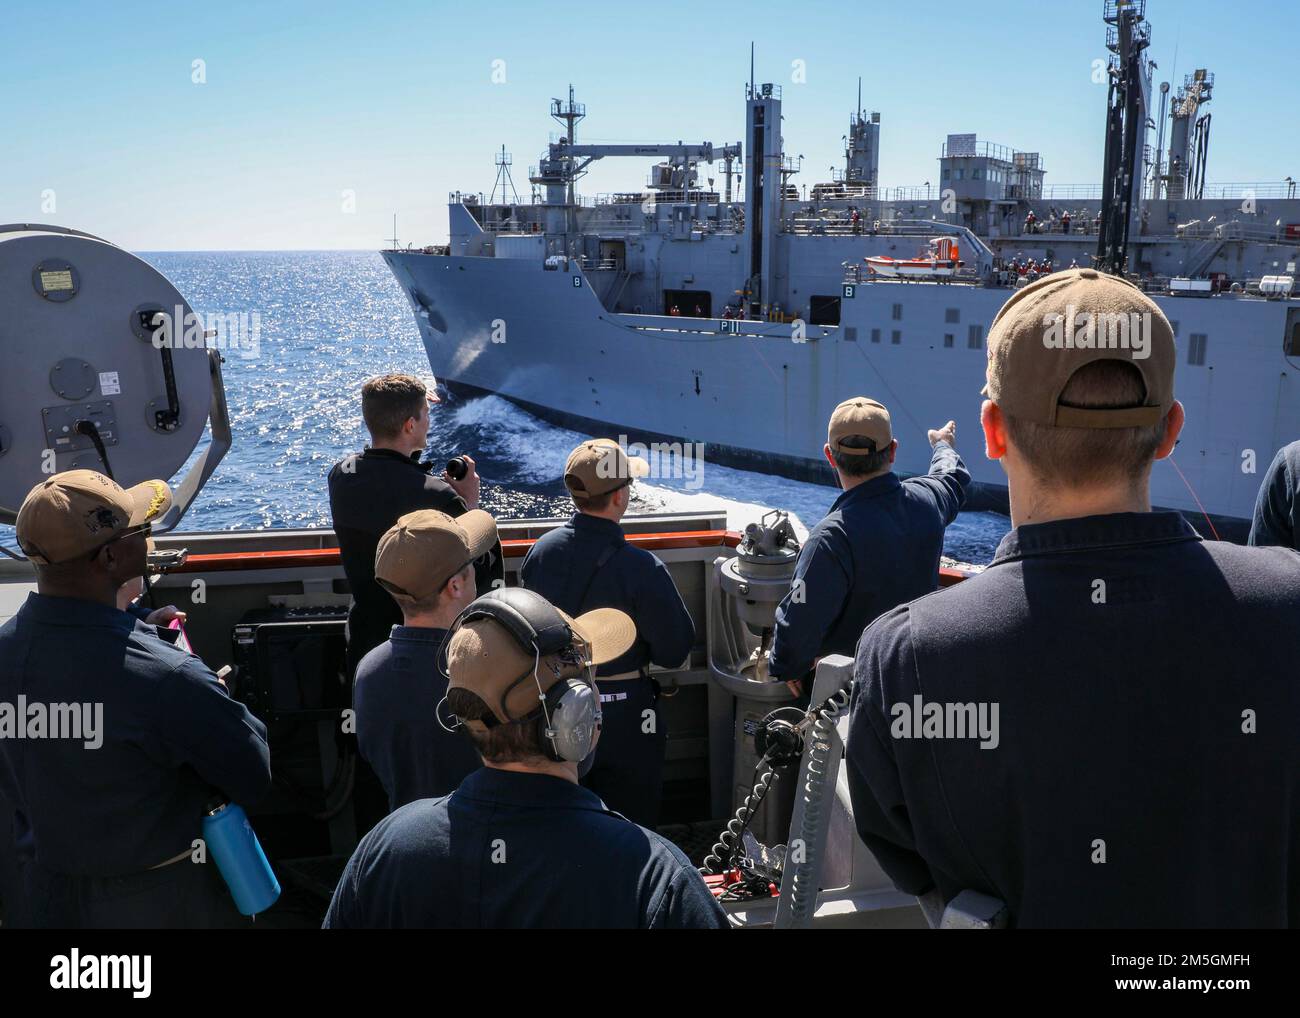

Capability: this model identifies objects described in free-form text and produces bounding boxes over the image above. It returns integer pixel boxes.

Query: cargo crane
[527,85,742,252]
[1096,0,1152,276]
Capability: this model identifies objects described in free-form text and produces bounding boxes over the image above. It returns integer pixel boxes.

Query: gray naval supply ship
[383,0,1300,540]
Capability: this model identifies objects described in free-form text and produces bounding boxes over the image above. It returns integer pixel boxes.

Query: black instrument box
[231,606,351,722]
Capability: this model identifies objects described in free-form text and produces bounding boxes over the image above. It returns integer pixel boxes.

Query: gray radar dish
[0,224,231,533]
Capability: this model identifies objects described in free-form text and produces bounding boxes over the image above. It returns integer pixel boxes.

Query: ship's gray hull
[386,250,1299,538]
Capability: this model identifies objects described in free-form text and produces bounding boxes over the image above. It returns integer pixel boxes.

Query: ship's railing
[878,186,932,203]
[1195,182,1299,200]
[575,256,623,272]
[1041,182,1299,203]
[790,216,962,238]
[452,189,614,210]
[1175,219,1298,244]
[480,218,547,234]
[1043,185,1104,200]
[802,186,932,203]
[827,171,877,191]
[785,216,872,236]
[940,140,1017,162]
[450,190,542,207]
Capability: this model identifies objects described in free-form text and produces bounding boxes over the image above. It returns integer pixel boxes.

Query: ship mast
[1096,0,1152,276]
[551,85,586,257]
[490,145,520,206]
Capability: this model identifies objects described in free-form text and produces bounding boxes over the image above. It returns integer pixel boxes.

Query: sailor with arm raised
[767,398,970,698]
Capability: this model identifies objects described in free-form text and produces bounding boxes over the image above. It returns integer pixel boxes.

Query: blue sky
[3,0,1295,250]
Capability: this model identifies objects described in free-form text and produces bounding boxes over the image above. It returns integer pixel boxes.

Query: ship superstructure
[384,1,1300,536]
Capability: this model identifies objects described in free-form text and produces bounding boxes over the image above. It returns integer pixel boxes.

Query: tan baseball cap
[983,268,1176,428]
[374,509,497,601]
[828,397,892,454]
[563,438,649,498]
[16,470,172,566]
[447,606,635,725]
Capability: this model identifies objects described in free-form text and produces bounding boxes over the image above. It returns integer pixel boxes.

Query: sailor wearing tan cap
[847,268,1300,927]
[0,470,270,927]
[519,439,695,828]
[768,397,970,698]
[329,373,502,832]
[353,510,494,812]
[324,587,727,929]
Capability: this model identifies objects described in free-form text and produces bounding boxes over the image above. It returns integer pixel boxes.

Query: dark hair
[1004,359,1167,488]
[570,481,626,514]
[832,435,889,477]
[446,687,549,764]
[361,374,426,439]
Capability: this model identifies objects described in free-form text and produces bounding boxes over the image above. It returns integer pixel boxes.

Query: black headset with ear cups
[441,587,601,763]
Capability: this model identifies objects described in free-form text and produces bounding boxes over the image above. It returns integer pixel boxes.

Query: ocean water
[25,251,1014,562]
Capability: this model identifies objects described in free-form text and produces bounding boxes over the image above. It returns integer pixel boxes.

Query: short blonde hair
[1004,360,1167,488]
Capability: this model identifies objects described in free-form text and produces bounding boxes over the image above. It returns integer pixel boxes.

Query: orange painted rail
[165,528,973,585]
[167,529,746,573]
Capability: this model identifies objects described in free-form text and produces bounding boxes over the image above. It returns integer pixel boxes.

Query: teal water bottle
[203,800,281,916]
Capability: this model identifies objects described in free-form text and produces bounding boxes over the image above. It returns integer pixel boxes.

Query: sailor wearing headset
[323,587,728,929]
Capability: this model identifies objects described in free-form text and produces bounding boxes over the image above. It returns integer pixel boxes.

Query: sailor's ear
[887,439,898,463]
[1153,400,1185,461]
[822,443,835,468]
[981,401,1007,460]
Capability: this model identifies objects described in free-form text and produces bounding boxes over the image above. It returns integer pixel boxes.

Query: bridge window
[871,328,881,344]
[968,324,984,349]
[892,303,903,320]
[944,333,955,348]
[843,326,857,341]
[945,308,960,323]
[1188,333,1208,366]
[891,330,902,345]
